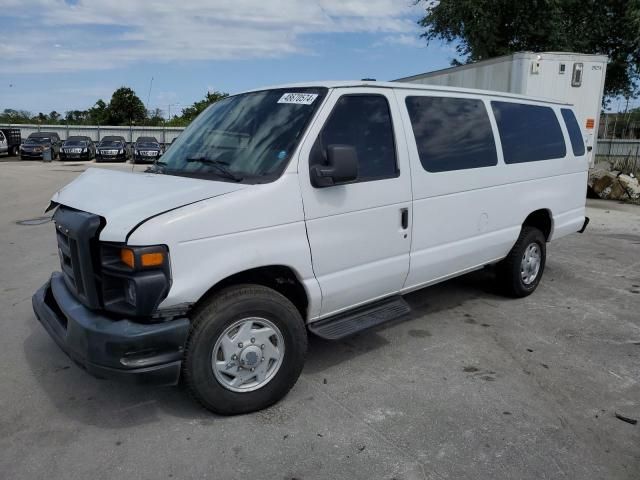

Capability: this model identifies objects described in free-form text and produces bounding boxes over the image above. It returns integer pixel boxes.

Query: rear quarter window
[491,102,566,163]
[561,109,586,156]
[405,96,498,172]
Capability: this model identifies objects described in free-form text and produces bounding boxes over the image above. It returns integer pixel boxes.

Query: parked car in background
[20,132,61,160]
[0,128,22,157]
[133,136,162,163]
[60,136,95,161]
[95,136,130,162]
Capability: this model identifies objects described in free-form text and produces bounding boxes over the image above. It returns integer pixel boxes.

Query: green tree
[34,112,48,124]
[64,110,88,124]
[0,109,32,124]
[48,111,61,124]
[107,87,147,125]
[87,99,108,125]
[176,91,228,125]
[417,0,640,99]
[146,107,165,126]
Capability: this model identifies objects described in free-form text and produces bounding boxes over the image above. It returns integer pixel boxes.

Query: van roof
[245,80,572,106]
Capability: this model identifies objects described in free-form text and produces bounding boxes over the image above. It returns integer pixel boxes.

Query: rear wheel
[496,226,546,297]
[184,285,307,415]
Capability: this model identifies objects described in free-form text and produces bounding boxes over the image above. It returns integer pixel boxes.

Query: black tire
[496,226,546,298]
[184,284,307,415]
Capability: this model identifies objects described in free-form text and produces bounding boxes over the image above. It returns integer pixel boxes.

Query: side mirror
[310,144,358,188]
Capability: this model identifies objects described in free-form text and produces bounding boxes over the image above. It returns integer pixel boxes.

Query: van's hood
[51,167,246,242]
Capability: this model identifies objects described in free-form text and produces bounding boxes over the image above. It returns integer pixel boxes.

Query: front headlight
[134,149,139,155]
[100,243,171,317]
[82,148,88,153]
[119,148,124,154]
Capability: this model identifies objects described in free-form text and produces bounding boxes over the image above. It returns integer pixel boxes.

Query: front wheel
[496,226,546,297]
[184,285,307,415]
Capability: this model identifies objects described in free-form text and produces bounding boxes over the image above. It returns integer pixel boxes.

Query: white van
[32,81,589,414]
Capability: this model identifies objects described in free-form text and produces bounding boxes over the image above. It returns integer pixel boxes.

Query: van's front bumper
[32,272,190,385]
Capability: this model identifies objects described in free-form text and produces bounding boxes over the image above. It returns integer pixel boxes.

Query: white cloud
[4,0,420,73]
[375,34,424,48]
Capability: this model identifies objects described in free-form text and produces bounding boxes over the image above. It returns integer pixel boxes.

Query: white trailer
[395,52,608,166]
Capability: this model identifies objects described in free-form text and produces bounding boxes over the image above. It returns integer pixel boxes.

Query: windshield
[26,137,51,145]
[99,141,123,147]
[157,87,327,183]
[137,142,159,148]
[65,140,87,146]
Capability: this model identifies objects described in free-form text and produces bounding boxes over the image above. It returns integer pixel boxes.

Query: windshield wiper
[146,160,168,174]
[185,157,244,182]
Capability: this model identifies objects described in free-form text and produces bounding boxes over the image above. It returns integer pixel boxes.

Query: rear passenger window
[491,102,566,163]
[316,95,398,182]
[405,96,497,172]
[561,109,586,156]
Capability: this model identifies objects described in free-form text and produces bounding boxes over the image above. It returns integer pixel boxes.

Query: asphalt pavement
[0,159,638,479]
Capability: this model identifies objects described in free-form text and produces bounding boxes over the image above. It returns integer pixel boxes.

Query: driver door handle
[401,208,409,230]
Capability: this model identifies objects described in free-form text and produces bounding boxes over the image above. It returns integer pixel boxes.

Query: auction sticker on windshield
[277,93,318,105]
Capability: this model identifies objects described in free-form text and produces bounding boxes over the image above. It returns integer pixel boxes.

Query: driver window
[313,94,398,183]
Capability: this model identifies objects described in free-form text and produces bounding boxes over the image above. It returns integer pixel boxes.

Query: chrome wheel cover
[521,243,542,285]
[211,317,284,392]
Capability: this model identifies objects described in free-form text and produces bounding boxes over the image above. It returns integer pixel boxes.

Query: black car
[95,136,130,162]
[60,136,96,161]
[133,136,163,163]
[20,132,61,160]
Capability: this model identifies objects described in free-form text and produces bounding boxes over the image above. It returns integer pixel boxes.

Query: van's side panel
[396,89,587,292]
[128,173,323,319]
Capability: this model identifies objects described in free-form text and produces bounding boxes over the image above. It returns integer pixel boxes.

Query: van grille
[53,206,103,309]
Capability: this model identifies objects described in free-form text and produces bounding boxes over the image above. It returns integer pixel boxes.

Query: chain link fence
[596,110,640,175]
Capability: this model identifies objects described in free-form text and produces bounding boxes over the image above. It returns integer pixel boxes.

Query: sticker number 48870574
[278,93,318,105]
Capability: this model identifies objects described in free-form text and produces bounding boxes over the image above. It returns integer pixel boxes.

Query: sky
[0,0,457,117]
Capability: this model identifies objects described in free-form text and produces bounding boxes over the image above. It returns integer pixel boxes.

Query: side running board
[308,296,411,340]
